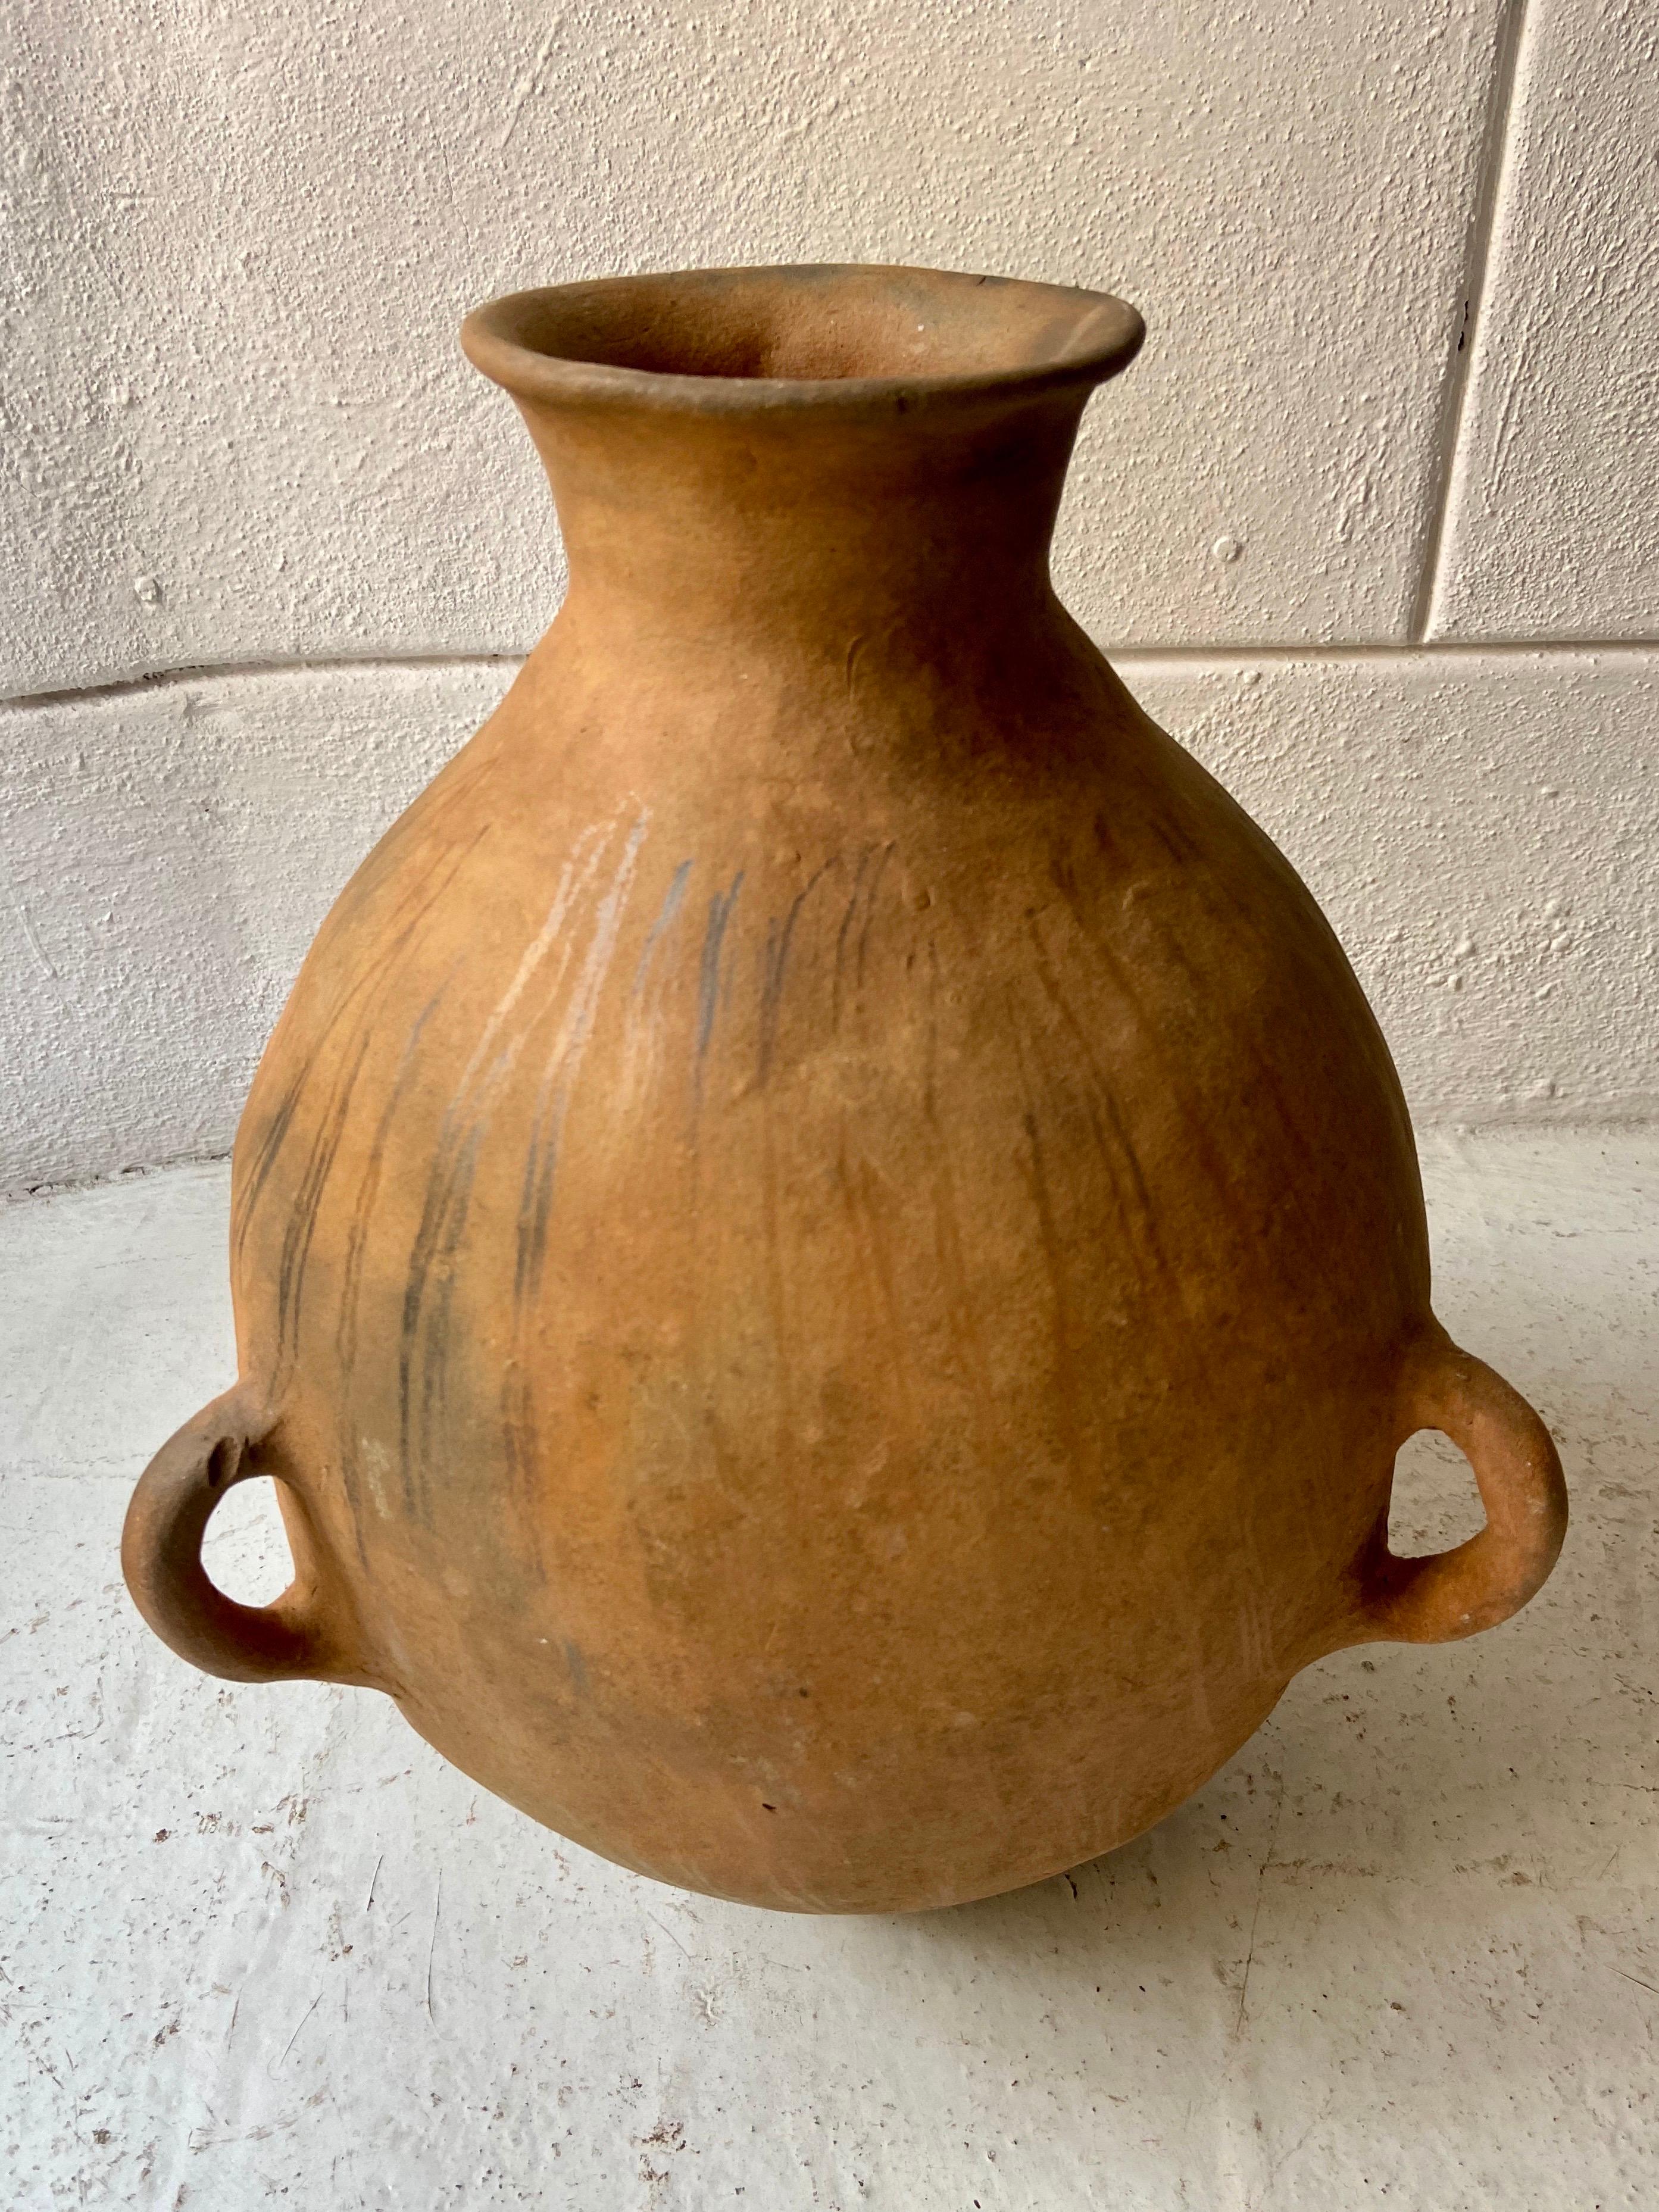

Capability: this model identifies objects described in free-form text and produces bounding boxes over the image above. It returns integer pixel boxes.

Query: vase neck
[461,266,1143,679]
[514,390,1089,664]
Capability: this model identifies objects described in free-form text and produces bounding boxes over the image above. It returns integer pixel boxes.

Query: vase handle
[121,1387,372,1686]
[1344,1327,1567,1646]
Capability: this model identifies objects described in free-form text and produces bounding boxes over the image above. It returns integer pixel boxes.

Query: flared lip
[460,263,1145,415]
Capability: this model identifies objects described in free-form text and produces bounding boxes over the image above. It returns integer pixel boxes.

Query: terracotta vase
[123,265,1566,1914]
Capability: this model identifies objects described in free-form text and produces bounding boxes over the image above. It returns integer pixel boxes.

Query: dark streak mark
[233,824,488,1268]
[513,1091,564,1327]
[399,1119,485,1520]
[831,848,874,1030]
[416,1123,485,1498]
[336,986,451,1386]
[854,841,897,992]
[500,824,649,1551]
[501,1365,536,1533]
[233,1084,306,1263]
[758,863,830,1083]
[238,873,447,1254]
[271,1024,374,1391]
[398,818,650,1521]
[1147,815,1198,866]
[502,1084,574,1552]
[696,871,745,1059]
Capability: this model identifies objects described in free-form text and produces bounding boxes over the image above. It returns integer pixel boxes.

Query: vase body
[124,267,1566,1913]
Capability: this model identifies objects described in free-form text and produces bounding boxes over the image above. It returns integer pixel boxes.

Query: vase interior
[462,263,1144,405]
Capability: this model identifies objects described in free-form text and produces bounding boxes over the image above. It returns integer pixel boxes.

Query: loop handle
[121,1388,371,1686]
[1346,1327,1567,1646]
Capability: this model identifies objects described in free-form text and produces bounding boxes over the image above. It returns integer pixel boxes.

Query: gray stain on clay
[696,872,745,1058]
[235,824,486,1273]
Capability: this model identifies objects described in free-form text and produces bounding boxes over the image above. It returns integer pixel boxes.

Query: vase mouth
[460,263,1144,415]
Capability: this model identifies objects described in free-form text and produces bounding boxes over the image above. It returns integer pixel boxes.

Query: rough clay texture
[5,0,1513,692]
[5,1136,1655,2205]
[1429,0,1659,639]
[4,649,1654,1196]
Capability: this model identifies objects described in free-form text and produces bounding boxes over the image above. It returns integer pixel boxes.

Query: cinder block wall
[4,0,1654,1191]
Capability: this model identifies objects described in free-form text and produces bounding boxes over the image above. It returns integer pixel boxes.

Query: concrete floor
[3,1133,1655,2210]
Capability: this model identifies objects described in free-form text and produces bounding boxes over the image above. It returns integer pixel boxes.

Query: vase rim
[460,262,1144,416]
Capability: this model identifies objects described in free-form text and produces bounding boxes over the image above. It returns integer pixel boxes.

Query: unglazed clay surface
[123,267,1565,1911]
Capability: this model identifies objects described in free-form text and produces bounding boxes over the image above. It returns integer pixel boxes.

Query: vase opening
[461,264,1144,413]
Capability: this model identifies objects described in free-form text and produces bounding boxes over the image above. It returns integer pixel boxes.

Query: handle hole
[1388,1427,1488,1558]
[200,1474,295,1607]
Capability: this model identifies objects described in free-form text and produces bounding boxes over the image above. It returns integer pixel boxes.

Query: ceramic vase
[123,265,1566,1913]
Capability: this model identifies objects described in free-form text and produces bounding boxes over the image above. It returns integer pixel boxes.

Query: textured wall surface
[1,0,1654,1181]
[1428,0,1659,638]
[4,0,1513,691]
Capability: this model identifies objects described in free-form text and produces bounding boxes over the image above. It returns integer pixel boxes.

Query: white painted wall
[2,0,1655,1189]
[1428,0,1659,639]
